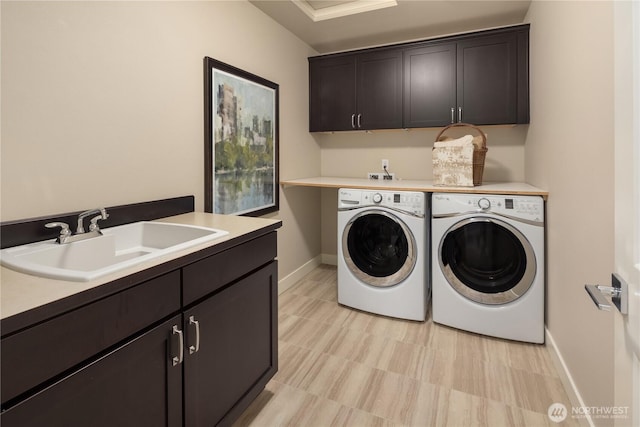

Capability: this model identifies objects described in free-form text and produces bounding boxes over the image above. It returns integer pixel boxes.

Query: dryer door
[342,210,417,287]
[439,217,536,304]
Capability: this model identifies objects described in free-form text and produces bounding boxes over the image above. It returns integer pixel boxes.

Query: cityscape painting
[204,57,279,216]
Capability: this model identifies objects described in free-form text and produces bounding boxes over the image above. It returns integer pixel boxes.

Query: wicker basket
[434,123,488,186]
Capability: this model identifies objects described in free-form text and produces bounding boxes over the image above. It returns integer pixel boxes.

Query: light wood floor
[234,265,578,427]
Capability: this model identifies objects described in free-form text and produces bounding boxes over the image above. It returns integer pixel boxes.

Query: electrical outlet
[369,171,395,180]
[381,159,389,170]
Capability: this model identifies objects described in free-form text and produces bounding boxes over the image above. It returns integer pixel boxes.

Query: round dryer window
[342,210,417,287]
[439,217,536,304]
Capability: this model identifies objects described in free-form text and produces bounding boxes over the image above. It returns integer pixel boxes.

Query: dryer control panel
[432,193,544,223]
[338,189,426,216]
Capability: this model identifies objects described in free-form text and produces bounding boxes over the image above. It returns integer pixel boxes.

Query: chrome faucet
[77,208,108,234]
[45,207,109,244]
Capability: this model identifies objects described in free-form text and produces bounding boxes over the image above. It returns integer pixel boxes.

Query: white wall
[0,1,322,283]
[319,126,526,182]
[525,1,615,421]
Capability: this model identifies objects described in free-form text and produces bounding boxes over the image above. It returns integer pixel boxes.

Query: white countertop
[280,176,548,199]
[0,213,281,321]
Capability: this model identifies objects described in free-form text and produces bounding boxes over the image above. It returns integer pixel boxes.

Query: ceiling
[249,0,532,53]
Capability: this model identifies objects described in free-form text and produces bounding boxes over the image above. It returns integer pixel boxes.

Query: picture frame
[204,57,279,216]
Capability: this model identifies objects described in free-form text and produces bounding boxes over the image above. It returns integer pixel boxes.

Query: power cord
[383,165,392,179]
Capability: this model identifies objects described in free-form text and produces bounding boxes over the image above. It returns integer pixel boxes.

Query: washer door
[439,217,536,304]
[342,210,417,287]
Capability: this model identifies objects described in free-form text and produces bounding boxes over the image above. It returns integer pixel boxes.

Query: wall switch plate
[382,173,396,180]
[367,173,380,180]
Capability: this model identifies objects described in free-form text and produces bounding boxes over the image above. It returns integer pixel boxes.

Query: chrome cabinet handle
[357,114,362,128]
[458,107,462,123]
[188,316,200,355]
[172,325,184,366]
[450,107,455,124]
[351,114,356,129]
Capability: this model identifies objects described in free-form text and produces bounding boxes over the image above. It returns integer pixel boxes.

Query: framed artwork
[204,57,279,216]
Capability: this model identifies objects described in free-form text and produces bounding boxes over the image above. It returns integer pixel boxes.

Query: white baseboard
[277,255,323,294]
[545,328,593,427]
[321,253,337,266]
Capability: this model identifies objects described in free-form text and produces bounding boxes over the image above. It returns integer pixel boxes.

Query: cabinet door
[184,261,278,427]
[1,271,181,405]
[309,55,356,132]
[1,315,183,427]
[403,43,457,128]
[356,49,403,130]
[456,33,518,125]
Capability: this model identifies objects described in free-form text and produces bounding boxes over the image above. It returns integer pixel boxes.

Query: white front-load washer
[337,188,430,321]
[431,193,545,343]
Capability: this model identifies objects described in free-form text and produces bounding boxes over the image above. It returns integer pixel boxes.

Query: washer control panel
[432,193,544,222]
[338,188,426,216]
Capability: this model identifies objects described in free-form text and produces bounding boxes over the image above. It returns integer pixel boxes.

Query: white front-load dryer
[431,193,545,343]
[337,188,430,321]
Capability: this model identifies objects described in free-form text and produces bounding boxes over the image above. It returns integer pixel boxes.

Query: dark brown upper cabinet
[455,31,528,125]
[309,48,403,132]
[403,42,457,128]
[310,24,529,132]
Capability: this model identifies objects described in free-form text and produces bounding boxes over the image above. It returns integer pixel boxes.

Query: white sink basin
[0,222,228,282]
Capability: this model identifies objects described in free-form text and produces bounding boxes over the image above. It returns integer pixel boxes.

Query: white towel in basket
[433,134,473,148]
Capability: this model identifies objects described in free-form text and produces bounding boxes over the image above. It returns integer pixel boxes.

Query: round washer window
[439,217,536,304]
[342,210,416,287]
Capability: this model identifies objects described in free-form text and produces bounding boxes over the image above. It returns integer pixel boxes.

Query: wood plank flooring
[234,265,578,427]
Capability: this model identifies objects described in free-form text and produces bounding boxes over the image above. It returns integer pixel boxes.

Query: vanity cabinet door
[183,261,278,427]
[1,270,181,405]
[0,315,183,427]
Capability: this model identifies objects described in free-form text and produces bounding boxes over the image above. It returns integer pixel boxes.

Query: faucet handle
[45,222,72,242]
[88,214,108,232]
[77,208,108,233]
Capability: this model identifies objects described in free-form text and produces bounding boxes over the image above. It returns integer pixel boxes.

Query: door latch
[585,273,628,314]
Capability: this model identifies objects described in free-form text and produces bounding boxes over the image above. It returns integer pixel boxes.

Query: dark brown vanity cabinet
[310,24,529,131]
[184,261,277,426]
[1,231,279,427]
[1,315,184,427]
[0,271,184,427]
[309,49,403,131]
